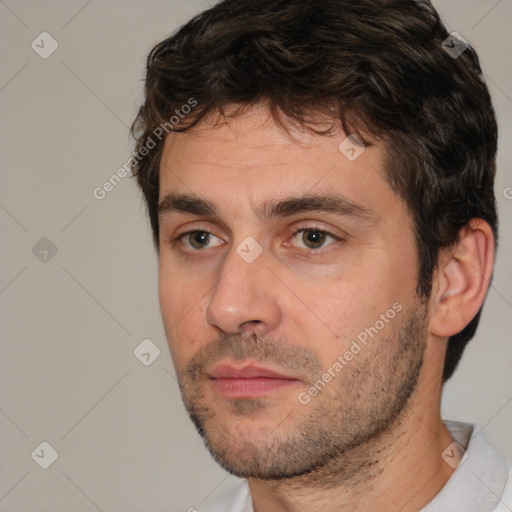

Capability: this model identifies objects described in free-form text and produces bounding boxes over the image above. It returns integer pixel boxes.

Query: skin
[157,104,495,511]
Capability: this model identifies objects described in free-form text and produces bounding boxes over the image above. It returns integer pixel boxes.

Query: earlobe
[430,219,494,338]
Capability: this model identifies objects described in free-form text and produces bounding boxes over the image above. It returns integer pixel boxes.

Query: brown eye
[188,231,210,249]
[301,230,327,249]
[291,228,340,250]
[176,231,224,251]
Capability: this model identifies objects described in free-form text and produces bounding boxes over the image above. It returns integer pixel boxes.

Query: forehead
[157,105,403,225]
[161,106,384,176]
[163,109,324,172]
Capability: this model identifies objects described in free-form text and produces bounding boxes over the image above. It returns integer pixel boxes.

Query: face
[157,106,429,480]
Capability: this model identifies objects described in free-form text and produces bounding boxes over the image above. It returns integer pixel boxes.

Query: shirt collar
[421,420,509,511]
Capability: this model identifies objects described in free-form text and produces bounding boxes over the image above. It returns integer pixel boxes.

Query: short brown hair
[130,0,499,382]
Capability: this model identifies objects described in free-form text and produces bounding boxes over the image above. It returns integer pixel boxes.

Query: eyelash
[170,225,343,256]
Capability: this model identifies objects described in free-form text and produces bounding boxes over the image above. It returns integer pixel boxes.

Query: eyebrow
[158,192,375,223]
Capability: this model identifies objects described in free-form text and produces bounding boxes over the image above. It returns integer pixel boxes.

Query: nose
[204,241,282,335]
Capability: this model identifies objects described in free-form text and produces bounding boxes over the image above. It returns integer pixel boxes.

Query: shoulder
[422,420,511,511]
[195,480,252,512]
[445,420,511,511]
[492,463,512,512]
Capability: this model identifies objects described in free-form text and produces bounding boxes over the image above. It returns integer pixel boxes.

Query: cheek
[158,255,193,316]
[286,276,368,364]
[158,264,207,359]
[320,285,377,347]
[304,264,403,359]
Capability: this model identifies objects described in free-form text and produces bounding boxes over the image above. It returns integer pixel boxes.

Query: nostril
[240,320,264,330]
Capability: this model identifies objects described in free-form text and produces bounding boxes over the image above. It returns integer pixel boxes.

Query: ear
[429,219,495,338]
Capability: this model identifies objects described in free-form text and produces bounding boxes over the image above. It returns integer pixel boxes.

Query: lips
[208,363,297,380]
[207,362,300,398]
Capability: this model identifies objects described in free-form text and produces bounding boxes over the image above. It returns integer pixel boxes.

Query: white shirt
[196,420,512,511]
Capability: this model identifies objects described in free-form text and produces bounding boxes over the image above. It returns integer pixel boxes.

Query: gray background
[0,0,511,510]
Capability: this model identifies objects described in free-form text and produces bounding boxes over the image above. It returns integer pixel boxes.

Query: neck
[248,366,455,511]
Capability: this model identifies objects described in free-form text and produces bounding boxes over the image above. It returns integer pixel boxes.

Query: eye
[171,226,342,255]
[174,230,224,251]
[288,227,342,251]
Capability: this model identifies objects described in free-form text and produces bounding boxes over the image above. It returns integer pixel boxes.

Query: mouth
[207,362,301,398]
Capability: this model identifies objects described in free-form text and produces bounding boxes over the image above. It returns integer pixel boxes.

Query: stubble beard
[175,298,429,486]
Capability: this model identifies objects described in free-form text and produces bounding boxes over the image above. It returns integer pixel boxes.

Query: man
[130,0,511,510]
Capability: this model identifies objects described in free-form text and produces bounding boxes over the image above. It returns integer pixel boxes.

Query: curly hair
[130,0,499,382]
